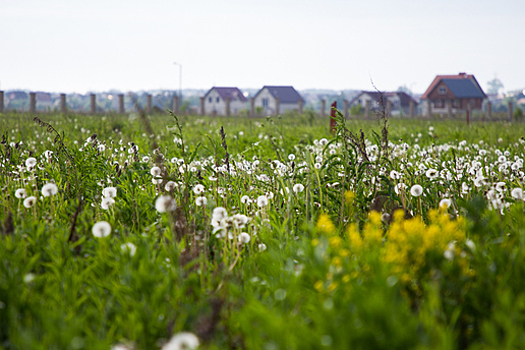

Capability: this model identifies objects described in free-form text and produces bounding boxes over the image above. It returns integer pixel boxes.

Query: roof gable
[204,87,247,102]
[256,86,304,104]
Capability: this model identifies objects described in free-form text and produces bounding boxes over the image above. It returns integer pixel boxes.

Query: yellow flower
[329,236,342,249]
[347,224,363,250]
[311,238,319,247]
[316,213,336,234]
[345,191,355,205]
[314,280,324,292]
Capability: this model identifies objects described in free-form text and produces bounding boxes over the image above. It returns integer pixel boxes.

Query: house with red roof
[253,86,304,115]
[421,73,486,116]
[203,87,248,116]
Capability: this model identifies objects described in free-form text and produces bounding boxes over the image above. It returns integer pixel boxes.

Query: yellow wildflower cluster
[314,208,470,295]
[382,209,467,284]
[347,211,383,250]
[316,213,336,234]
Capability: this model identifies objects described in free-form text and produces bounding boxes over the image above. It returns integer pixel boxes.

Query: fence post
[225,97,231,116]
[409,100,415,117]
[487,101,492,121]
[447,100,452,118]
[173,95,179,114]
[365,100,371,118]
[30,92,36,113]
[118,94,124,114]
[298,99,303,114]
[200,97,205,116]
[426,101,432,118]
[343,99,348,119]
[60,94,67,113]
[0,91,4,113]
[147,94,152,114]
[320,99,326,117]
[386,100,392,116]
[90,94,96,115]
[508,102,513,122]
[275,97,280,116]
[250,98,255,117]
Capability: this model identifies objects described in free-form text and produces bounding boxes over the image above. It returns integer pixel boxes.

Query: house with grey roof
[203,87,247,116]
[421,73,486,116]
[253,86,304,115]
[349,91,418,116]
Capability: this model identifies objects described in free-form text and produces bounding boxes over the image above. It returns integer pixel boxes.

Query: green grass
[1,111,525,349]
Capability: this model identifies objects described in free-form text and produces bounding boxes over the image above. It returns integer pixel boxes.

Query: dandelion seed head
[195,196,208,206]
[257,195,269,208]
[92,221,111,238]
[150,166,162,177]
[293,183,305,193]
[22,195,36,208]
[102,186,117,198]
[410,184,423,197]
[101,196,115,210]
[15,188,27,199]
[120,242,137,257]
[155,195,177,213]
[41,183,58,197]
[239,232,250,243]
[25,157,37,168]
[161,332,200,350]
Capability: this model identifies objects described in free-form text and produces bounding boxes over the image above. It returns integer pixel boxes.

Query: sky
[1,0,524,94]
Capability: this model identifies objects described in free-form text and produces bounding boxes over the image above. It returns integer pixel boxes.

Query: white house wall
[254,88,300,115]
[204,89,247,116]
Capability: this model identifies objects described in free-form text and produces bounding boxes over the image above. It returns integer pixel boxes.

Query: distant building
[349,91,418,116]
[253,86,304,115]
[203,87,247,116]
[421,73,486,116]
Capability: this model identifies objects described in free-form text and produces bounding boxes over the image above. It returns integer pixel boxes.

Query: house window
[435,99,444,108]
[262,98,269,107]
[438,86,447,95]
[208,97,212,103]
[216,97,220,103]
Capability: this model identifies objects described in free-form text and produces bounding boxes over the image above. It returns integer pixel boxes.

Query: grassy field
[1,111,525,349]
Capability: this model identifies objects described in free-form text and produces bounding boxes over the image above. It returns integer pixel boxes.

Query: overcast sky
[1,0,523,94]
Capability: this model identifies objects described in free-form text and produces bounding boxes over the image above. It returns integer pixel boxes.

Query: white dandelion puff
[410,184,423,197]
[92,221,112,238]
[240,195,252,204]
[15,188,27,199]
[239,232,251,244]
[293,183,305,193]
[102,186,117,198]
[193,184,205,195]
[25,157,37,168]
[195,196,208,206]
[150,166,162,177]
[511,187,524,200]
[257,195,269,208]
[101,196,115,210]
[41,183,58,197]
[165,181,177,191]
[23,196,37,208]
[120,242,137,257]
[439,198,451,209]
[161,332,200,350]
[155,195,177,213]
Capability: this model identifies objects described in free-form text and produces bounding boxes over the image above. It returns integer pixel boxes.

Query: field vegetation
[2,110,525,349]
